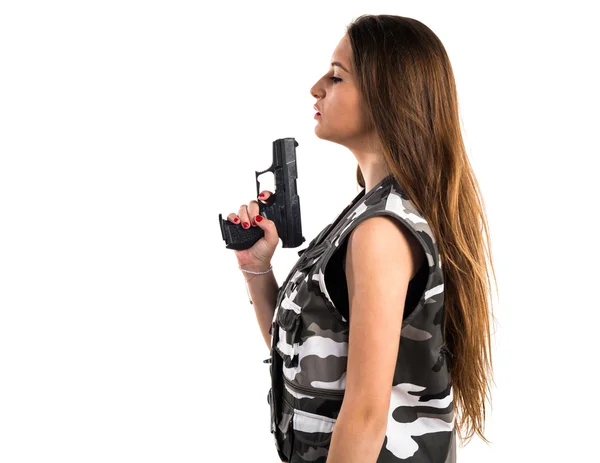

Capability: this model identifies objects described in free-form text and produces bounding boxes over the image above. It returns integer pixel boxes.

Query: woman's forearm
[326,411,387,463]
[243,263,279,350]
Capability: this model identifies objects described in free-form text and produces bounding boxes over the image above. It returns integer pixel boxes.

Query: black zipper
[283,375,345,400]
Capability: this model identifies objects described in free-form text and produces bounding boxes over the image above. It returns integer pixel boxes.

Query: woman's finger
[237,204,250,229]
[248,200,260,226]
[227,213,240,224]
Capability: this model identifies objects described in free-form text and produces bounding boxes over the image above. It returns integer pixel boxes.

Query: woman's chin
[313,126,327,140]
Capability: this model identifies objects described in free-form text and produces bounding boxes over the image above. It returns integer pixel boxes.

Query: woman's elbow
[338,403,388,434]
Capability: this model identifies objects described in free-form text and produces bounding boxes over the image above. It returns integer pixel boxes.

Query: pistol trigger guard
[255,167,275,197]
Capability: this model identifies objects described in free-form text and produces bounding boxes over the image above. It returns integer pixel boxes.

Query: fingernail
[243,222,249,228]
[251,218,256,226]
[258,193,265,198]
[255,215,263,223]
[233,217,239,223]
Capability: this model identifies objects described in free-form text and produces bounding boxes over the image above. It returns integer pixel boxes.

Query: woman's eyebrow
[331,61,350,73]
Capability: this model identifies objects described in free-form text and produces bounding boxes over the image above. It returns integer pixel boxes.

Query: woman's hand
[225,190,279,273]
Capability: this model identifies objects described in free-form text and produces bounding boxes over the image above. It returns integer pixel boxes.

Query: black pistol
[218,137,306,251]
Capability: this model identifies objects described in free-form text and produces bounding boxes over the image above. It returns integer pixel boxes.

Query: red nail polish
[234,217,239,223]
[258,193,264,198]
[243,222,249,228]
[255,215,263,223]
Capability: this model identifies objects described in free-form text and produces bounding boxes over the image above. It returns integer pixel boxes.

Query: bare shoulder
[345,215,425,281]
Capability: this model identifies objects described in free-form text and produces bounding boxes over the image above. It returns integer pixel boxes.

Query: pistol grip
[219,215,265,250]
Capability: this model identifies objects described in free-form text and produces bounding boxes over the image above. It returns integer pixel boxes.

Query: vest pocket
[293,408,336,445]
[291,408,336,462]
[275,296,303,369]
[273,395,295,462]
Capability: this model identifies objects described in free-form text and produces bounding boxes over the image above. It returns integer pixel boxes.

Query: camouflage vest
[266,174,456,463]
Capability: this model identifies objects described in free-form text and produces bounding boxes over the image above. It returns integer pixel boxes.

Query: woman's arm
[326,215,423,463]
[243,262,279,350]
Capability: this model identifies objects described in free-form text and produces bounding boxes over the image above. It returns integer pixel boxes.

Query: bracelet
[240,265,273,305]
[239,265,273,275]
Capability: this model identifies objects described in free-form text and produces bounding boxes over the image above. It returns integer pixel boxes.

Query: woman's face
[310,34,373,147]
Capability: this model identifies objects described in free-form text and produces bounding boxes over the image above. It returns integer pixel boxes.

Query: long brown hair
[346,14,497,445]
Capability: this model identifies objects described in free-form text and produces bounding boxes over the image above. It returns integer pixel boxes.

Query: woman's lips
[314,112,321,118]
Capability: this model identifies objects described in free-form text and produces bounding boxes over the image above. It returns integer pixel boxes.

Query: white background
[1,1,598,461]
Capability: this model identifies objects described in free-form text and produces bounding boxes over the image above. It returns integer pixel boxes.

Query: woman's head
[312,14,462,190]
[311,14,497,446]
[309,34,378,155]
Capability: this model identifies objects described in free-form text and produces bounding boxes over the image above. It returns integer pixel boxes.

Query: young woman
[227,14,496,463]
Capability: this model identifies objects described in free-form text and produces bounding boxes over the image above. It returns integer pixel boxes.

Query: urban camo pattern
[267,174,455,463]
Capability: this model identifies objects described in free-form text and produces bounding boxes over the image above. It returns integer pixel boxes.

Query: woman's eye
[329,76,342,84]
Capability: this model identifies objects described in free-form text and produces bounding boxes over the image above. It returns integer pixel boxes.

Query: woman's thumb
[255,214,278,245]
